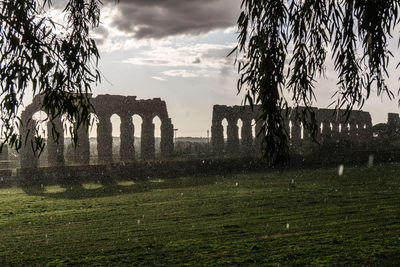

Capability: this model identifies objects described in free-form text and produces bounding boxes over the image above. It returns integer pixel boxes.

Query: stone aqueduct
[18,95,400,168]
[20,95,174,168]
[211,105,375,154]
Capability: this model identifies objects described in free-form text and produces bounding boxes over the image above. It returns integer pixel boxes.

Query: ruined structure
[211,105,263,155]
[20,95,174,168]
[211,105,373,154]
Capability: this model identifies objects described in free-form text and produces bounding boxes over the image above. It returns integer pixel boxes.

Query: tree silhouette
[0,0,104,152]
[232,0,400,165]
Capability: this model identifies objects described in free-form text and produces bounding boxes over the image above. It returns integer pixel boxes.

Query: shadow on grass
[20,175,220,200]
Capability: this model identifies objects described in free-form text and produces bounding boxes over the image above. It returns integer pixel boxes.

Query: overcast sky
[52,0,400,137]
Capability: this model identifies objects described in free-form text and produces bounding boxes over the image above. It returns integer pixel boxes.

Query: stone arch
[221,118,228,151]
[32,111,48,139]
[90,95,174,161]
[221,118,228,140]
[89,113,99,164]
[110,114,121,162]
[226,116,240,153]
[237,118,243,140]
[251,119,256,139]
[61,114,75,166]
[20,96,61,168]
[20,94,174,168]
[153,116,162,157]
[32,111,49,167]
[132,114,143,159]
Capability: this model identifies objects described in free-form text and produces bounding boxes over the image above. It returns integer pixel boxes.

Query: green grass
[0,164,399,265]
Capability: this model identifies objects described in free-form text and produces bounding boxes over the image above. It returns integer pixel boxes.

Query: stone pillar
[283,119,290,141]
[363,121,373,145]
[321,121,332,143]
[291,121,301,146]
[120,115,135,162]
[97,114,113,163]
[141,116,155,160]
[0,144,8,169]
[20,112,39,168]
[349,123,358,141]
[302,123,312,141]
[241,119,253,154]
[226,118,239,153]
[314,122,322,142]
[160,118,174,158]
[46,116,64,166]
[254,120,263,154]
[72,122,90,165]
[341,123,349,140]
[211,121,224,154]
[331,122,340,142]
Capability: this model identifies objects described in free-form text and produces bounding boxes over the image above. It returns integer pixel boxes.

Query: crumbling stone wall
[371,113,400,150]
[211,105,263,155]
[20,95,174,168]
[211,105,374,154]
[386,113,400,138]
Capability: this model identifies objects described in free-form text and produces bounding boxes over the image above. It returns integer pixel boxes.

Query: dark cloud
[103,0,241,39]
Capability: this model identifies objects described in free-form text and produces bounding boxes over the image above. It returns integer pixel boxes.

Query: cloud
[49,0,241,51]
[151,76,166,81]
[123,42,236,79]
[102,0,241,39]
[162,70,199,78]
[124,43,235,68]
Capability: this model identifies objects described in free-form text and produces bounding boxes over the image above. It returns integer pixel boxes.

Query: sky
[50,0,400,137]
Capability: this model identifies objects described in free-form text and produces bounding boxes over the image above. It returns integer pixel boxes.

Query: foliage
[232,0,400,165]
[0,0,103,153]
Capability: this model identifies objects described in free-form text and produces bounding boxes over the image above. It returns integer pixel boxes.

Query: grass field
[0,164,399,265]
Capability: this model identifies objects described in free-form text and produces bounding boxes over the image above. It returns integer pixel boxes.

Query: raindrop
[137,219,140,224]
[338,165,344,176]
[235,182,238,186]
[286,223,290,229]
[368,154,374,168]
